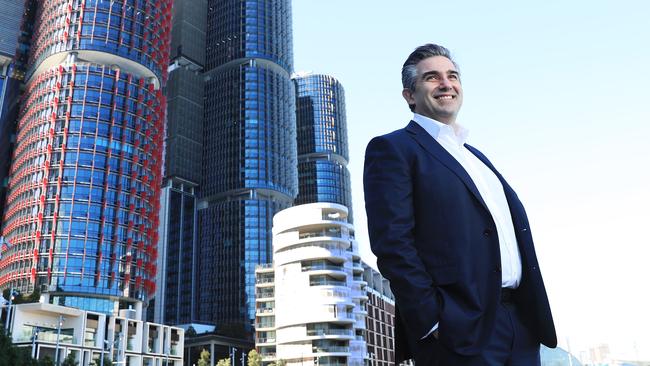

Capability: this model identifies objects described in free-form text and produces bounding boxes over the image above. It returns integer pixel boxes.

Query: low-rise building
[255,203,367,366]
[6,300,184,366]
[362,263,416,366]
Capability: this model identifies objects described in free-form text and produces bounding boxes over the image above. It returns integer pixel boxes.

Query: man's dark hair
[401,43,459,92]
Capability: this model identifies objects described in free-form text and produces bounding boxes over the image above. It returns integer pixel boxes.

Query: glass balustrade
[306,329,353,337]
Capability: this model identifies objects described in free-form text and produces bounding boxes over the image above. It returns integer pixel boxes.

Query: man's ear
[402,88,415,105]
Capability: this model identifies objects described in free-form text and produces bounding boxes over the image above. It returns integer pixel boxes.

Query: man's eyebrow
[420,70,460,79]
[420,70,441,79]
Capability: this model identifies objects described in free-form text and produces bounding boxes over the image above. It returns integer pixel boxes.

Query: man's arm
[364,135,440,339]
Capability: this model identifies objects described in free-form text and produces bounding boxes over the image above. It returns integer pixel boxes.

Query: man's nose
[439,77,453,89]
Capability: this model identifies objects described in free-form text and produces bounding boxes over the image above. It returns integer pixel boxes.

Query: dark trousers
[415,302,541,366]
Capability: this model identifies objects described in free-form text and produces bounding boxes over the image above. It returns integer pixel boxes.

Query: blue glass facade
[0,65,21,220]
[153,0,206,325]
[157,185,198,324]
[205,0,293,72]
[0,0,172,314]
[293,74,353,220]
[0,0,27,228]
[199,0,296,333]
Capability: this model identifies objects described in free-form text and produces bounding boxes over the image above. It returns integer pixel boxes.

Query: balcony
[313,346,349,353]
[260,352,276,361]
[256,276,275,284]
[306,329,353,337]
[255,321,275,329]
[310,278,346,287]
[322,211,347,223]
[256,263,274,273]
[170,344,180,356]
[302,263,345,272]
[351,262,363,273]
[256,337,276,344]
[256,289,275,299]
[299,228,343,240]
[84,336,97,347]
[16,331,78,345]
[256,308,274,316]
[127,336,137,351]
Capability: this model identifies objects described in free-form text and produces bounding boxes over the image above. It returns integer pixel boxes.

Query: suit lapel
[465,143,519,212]
[405,121,490,213]
[465,143,533,262]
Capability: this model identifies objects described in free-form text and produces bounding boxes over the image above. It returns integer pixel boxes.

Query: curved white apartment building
[255,203,367,366]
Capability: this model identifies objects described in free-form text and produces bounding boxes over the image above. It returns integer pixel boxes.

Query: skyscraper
[199,0,297,333]
[0,0,172,315]
[293,73,352,221]
[153,0,207,326]
[0,0,28,219]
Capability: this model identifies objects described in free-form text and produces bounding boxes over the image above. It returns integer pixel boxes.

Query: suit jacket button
[483,229,492,237]
[521,228,528,232]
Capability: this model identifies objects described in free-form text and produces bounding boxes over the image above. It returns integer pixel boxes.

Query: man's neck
[413,113,463,137]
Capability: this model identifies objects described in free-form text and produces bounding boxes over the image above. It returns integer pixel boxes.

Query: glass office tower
[200,0,297,334]
[0,0,27,220]
[293,73,352,221]
[153,0,207,325]
[0,0,172,315]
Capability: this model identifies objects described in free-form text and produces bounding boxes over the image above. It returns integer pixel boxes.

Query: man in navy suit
[363,44,556,365]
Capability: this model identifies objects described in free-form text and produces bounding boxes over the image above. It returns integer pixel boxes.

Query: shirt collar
[412,113,469,146]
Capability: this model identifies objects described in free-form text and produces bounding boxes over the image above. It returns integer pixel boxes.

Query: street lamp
[230,347,237,366]
[118,332,125,365]
[100,339,111,366]
[31,326,40,358]
[165,331,169,366]
[4,287,19,331]
[54,315,65,366]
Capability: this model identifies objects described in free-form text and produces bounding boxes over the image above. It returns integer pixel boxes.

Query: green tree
[61,353,78,366]
[275,360,286,366]
[185,325,197,338]
[197,349,211,366]
[2,288,40,305]
[0,328,38,366]
[37,356,55,366]
[90,356,112,366]
[216,358,230,366]
[247,349,261,366]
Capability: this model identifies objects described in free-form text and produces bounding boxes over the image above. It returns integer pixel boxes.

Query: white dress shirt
[412,113,522,338]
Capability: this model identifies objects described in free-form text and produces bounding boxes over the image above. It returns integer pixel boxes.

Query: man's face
[402,56,463,124]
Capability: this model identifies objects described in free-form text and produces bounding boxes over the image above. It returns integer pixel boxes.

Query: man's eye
[449,74,458,80]
[425,75,438,81]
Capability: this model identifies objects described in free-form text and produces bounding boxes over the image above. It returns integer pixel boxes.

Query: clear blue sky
[292,0,650,360]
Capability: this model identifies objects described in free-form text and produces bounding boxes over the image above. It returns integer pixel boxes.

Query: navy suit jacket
[363,121,556,362]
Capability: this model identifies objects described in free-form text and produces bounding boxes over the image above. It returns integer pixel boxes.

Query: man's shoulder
[368,121,417,146]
